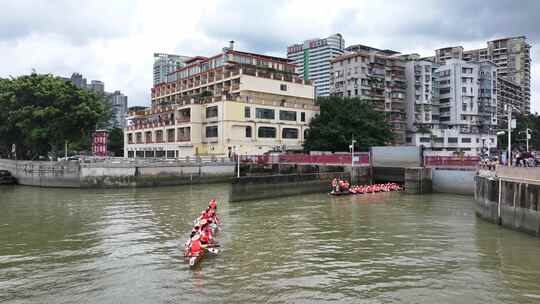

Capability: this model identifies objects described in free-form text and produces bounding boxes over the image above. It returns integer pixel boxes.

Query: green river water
[1,184,540,303]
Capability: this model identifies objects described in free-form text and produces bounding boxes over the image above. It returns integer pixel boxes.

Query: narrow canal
[1,184,540,303]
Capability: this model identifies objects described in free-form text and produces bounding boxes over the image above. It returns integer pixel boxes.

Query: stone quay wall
[475,168,540,236]
[0,159,235,188]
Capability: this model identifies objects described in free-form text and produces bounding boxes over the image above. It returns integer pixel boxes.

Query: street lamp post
[350,137,357,183]
[526,128,531,152]
[235,147,240,179]
[505,104,520,167]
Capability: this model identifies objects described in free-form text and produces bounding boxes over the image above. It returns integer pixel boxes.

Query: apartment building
[153,53,191,85]
[108,91,128,129]
[432,36,531,114]
[125,43,318,158]
[287,34,345,97]
[404,58,497,155]
[329,46,407,144]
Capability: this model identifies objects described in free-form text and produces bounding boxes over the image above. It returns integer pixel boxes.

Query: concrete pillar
[404,167,432,194]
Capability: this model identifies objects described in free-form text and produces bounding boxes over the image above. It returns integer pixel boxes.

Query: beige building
[125,43,318,158]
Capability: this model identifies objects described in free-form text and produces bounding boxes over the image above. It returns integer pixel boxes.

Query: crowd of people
[349,183,402,194]
[331,178,402,194]
[480,150,538,169]
[184,199,220,259]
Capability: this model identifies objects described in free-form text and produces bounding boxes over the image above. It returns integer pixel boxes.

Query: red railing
[238,153,370,166]
[424,156,480,168]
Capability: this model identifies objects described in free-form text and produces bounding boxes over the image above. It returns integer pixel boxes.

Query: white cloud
[0,0,538,113]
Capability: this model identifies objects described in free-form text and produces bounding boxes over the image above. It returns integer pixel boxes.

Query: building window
[461,138,471,143]
[280,84,287,91]
[205,126,218,138]
[244,106,251,118]
[406,137,412,143]
[448,137,458,143]
[279,110,297,121]
[245,126,252,138]
[167,129,175,142]
[128,133,133,143]
[300,112,306,122]
[282,128,299,139]
[256,108,275,119]
[434,137,444,143]
[440,88,450,94]
[419,137,430,143]
[258,127,276,138]
[206,106,218,118]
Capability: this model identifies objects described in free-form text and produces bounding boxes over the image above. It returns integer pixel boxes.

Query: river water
[1,184,540,303]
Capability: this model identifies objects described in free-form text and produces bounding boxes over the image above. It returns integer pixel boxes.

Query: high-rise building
[329,46,407,144]
[287,34,345,97]
[404,57,498,155]
[125,43,318,158]
[70,73,87,88]
[153,53,191,85]
[432,36,531,115]
[107,91,128,129]
[61,72,128,130]
[88,80,105,95]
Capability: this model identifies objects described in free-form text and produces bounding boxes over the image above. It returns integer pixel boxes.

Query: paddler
[199,219,213,245]
[209,199,218,210]
[187,233,206,257]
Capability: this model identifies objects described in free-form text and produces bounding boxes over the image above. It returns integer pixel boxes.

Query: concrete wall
[404,167,432,194]
[230,172,349,202]
[475,175,540,236]
[0,159,234,188]
[432,168,475,195]
[371,146,421,167]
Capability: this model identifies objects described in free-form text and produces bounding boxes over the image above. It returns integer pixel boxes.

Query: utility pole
[507,106,512,167]
[65,140,68,160]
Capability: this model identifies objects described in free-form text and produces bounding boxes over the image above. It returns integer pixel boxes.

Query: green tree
[498,113,540,151]
[304,97,393,152]
[108,127,124,157]
[0,73,110,159]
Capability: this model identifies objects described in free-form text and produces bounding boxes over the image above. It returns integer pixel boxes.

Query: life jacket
[200,226,212,243]
[190,239,202,255]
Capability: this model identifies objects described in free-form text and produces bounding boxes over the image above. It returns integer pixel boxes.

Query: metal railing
[238,153,370,166]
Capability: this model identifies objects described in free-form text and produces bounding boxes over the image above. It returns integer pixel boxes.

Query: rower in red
[186,233,206,257]
[209,199,217,210]
[199,219,214,245]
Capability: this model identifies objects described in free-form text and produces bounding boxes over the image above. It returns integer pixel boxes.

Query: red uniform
[200,226,212,243]
[189,239,203,256]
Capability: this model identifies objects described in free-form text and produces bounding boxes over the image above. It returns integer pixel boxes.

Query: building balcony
[176,117,191,123]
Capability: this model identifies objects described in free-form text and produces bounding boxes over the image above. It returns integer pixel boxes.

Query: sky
[1,0,539,112]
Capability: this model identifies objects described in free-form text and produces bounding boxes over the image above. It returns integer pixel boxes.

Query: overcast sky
[1,0,539,112]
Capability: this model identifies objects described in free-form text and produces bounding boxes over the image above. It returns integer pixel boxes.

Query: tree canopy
[304,97,393,152]
[0,73,110,159]
[497,113,540,151]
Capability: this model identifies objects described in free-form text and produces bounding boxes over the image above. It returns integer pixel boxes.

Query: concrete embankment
[0,159,234,188]
[475,168,540,236]
[230,172,350,202]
